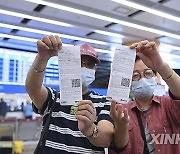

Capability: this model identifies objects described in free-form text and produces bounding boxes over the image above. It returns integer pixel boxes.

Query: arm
[75,100,114,147]
[25,55,48,110]
[25,35,62,110]
[87,120,114,147]
[110,100,129,150]
[130,40,180,99]
[157,63,180,99]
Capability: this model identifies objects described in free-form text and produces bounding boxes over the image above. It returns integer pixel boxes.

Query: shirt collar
[131,95,160,110]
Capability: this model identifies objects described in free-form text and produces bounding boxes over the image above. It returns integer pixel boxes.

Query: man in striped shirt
[25,35,114,154]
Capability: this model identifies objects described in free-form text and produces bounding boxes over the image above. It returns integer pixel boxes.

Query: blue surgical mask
[131,77,157,98]
[81,67,95,89]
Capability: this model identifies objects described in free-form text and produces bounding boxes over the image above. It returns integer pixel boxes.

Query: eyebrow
[133,68,152,72]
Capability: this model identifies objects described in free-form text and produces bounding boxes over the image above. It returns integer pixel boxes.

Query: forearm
[26,54,47,88]
[87,121,114,147]
[113,123,129,149]
[157,63,180,99]
[25,54,48,108]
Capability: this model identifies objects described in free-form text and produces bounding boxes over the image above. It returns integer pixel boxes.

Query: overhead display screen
[0,48,106,94]
[0,48,59,86]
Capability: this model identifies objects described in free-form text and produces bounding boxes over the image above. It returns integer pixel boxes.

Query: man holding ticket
[25,35,114,154]
[109,40,180,154]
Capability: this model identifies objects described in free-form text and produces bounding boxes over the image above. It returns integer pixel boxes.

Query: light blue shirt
[24,104,32,117]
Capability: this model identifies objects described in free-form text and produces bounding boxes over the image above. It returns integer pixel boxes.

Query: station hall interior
[0,0,180,153]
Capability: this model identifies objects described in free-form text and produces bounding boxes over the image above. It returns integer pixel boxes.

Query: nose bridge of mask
[131,77,157,98]
[131,77,157,89]
[81,67,95,89]
[144,77,157,86]
[81,67,95,77]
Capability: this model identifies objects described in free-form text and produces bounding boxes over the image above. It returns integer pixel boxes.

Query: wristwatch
[90,125,98,138]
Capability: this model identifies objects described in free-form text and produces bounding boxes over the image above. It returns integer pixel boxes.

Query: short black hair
[81,55,96,63]
[135,55,157,75]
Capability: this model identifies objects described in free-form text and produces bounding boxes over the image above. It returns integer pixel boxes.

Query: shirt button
[148,115,151,118]
[153,130,156,133]
[158,149,161,152]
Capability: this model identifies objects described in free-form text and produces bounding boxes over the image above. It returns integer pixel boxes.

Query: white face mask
[131,77,157,99]
[81,67,95,89]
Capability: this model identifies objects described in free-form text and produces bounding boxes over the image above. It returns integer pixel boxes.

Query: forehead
[134,60,149,72]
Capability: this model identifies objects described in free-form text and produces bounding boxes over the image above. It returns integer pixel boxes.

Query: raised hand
[75,100,96,137]
[130,40,164,72]
[37,35,62,61]
[110,100,129,126]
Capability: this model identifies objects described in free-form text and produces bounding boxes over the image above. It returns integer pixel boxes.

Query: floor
[21,141,37,154]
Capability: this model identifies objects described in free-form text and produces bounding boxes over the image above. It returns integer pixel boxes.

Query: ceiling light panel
[133,13,180,32]
[41,7,109,28]
[0,9,73,27]
[163,0,180,12]
[0,23,110,45]
[5,0,36,11]
[24,0,180,40]
[0,5,126,40]
[0,14,22,24]
[0,33,114,54]
[108,24,160,40]
[0,27,12,34]
[112,0,180,23]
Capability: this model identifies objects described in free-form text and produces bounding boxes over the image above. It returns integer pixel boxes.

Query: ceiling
[0,0,180,88]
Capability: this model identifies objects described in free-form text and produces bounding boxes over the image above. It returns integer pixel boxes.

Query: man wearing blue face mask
[80,43,99,91]
[109,40,180,154]
[131,61,158,99]
[25,35,114,154]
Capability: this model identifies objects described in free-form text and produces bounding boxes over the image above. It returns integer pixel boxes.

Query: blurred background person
[0,98,8,119]
[24,101,33,119]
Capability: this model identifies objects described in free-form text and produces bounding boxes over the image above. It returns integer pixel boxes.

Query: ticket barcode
[71,79,80,88]
[121,77,130,87]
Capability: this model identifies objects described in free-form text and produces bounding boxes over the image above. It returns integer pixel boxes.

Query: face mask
[131,77,157,98]
[81,67,95,89]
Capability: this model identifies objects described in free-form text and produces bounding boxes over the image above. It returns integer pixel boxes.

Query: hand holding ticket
[58,46,82,106]
[107,45,136,103]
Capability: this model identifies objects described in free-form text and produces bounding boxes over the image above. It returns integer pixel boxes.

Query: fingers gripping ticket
[37,35,62,50]
[76,100,96,121]
[130,40,156,50]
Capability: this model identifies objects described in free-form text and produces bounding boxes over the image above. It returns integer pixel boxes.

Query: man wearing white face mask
[25,35,114,154]
[109,40,180,154]
[131,63,158,99]
[80,43,98,91]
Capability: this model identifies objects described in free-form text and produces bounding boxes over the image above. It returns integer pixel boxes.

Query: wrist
[85,124,98,138]
[32,54,48,71]
[84,124,95,137]
[31,65,45,73]
[36,54,50,62]
[157,63,173,80]
[115,122,129,130]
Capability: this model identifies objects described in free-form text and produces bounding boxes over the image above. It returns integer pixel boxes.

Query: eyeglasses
[81,61,96,69]
[132,69,155,81]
